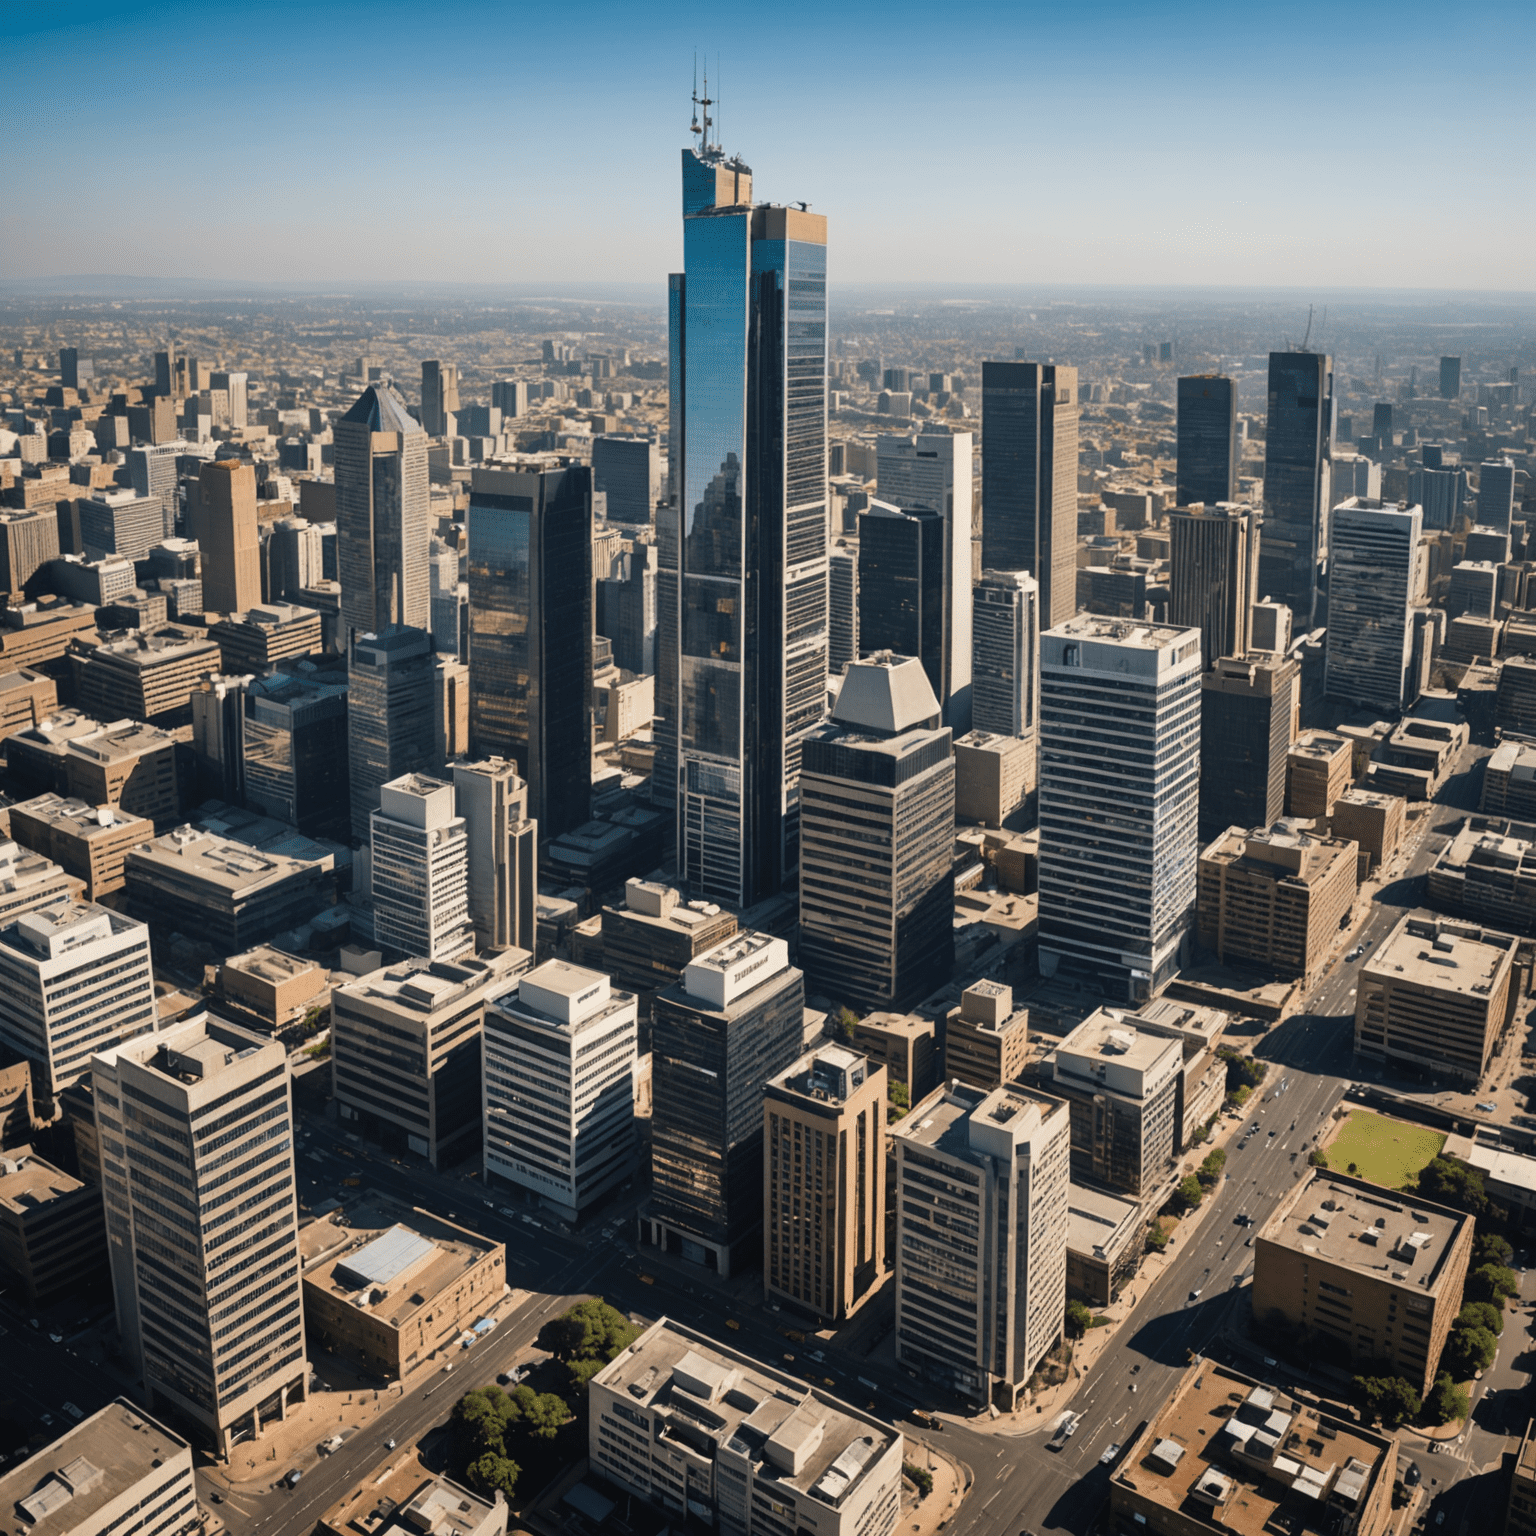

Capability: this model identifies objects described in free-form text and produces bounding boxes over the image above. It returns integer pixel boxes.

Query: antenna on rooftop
[1301,304,1315,351]
[692,59,715,156]
[690,54,700,142]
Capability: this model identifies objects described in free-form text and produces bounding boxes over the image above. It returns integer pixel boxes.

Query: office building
[1066,1182,1143,1307]
[849,1010,938,1101]
[466,464,592,840]
[348,624,435,840]
[892,1081,1070,1407]
[667,135,829,906]
[0,665,57,739]
[80,492,164,563]
[491,378,528,419]
[93,1015,308,1456]
[1040,1011,1181,1197]
[943,980,1029,1090]
[189,673,246,802]
[242,667,351,838]
[980,360,1079,632]
[0,839,79,933]
[828,542,859,676]
[1199,653,1298,838]
[191,461,260,614]
[0,901,155,1108]
[1331,787,1405,874]
[1287,730,1353,818]
[1482,739,1536,822]
[1254,1169,1473,1396]
[589,1319,903,1536]
[333,949,526,1167]
[210,602,321,675]
[334,385,430,637]
[1168,503,1257,666]
[1259,350,1333,627]
[1196,825,1359,987]
[1448,560,1498,621]
[72,624,222,722]
[420,360,460,438]
[370,773,474,962]
[58,346,79,389]
[1440,355,1462,400]
[1510,1425,1536,1536]
[798,653,954,1009]
[483,960,638,1218]
[216,945,329,1035]
[1109,1363,1398,1536]
[1175,374,1237,507]
[1479,458,1517,533]
[0,507,60,595]
[972,568,1038,739]
[208,370,248,427]
[1120,996,1229,1153]
[126,443,184,540]
[453,758,537,954]
[643,932,806,1276]
[1356,910,1517,1082]
[8,794,149,900]
[1325,498,1423,715]
[0,597,97,676]
[0,1399,198,1536]
[596,540,656,675]
[433,652,469,767]
[592,435,659,525]
[954,728,1034,826]
[857,501,951,714]
[595,878,738,1021]
[763,1045,886,1323]
[1038,616,1202,1000]
[268,516,326,603]
[0,1145,107,1302]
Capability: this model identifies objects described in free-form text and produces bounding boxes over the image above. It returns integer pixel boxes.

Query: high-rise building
[1175,375,1238,507]
[892,1081,1070,1408]
[348,625,435,841]
[667,130,829,906]
[942,980,1030,1091]
[492,379,528,418]
[1038,616,1202,1000]
[94,1015,308,1456]
[1199,652,1299,837]
[0,508,60,595]
[798,654,954,1009]
[370,773,473,962]
[334,385,430,638]
[242,667,351,838]
[1480,458,1518,532]
[1372,401,1394,441]
[1259,350,1333,628]
[428,538,462,655]
[596,541,656,675]
[642,931,806,1276]
[127,442,184,540]
[80,492,164,563]
[482,960,639,1219]
[1408,462,1469,531]
[208,370,247,428]
[1439,355,1462,401]
[194,460,262,614]
[1168,503,1257,667]
[58,346,79,390]
[420,360,460,438]
[466,464,592,840]
[268,516,326,603]
[0,901,156,1109]
[1325,497,1423,715]
[971,569,1038,738]
[591,435,659,525]
[763,1045,886,1323]
[980,360,1079,633]
[828,542,859,677]
[153,347,175,399]
[453,757,537,954]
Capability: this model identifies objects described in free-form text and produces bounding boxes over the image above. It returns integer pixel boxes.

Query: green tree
[1177,1175,1204,1210]
[537,1297,639,1364]
[1466,1263,1519,1306]
[1443,1324,1498,1378]
[903,1463,933,1499]
[1421,1374,1470,1427]
[1353,1374,1422,1429]
[1308,1149,1330,1168]
[507,1384,570,1442]
[833,1006,858,1041]
[1417,1156,1489,1218]
[1065,1300,1093,1338]
[1458,1300,1504,1337]
[1217,1047,1268,1091]
[1230,1084,1253,1109]
[1145,1224,1169,1254]
[468,1452,520,1498]
[889,1079,910,1119]
[454,1385,515,1461]
[1475,1233,1514,1268]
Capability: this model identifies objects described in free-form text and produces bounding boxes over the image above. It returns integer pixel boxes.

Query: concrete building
[0,838,80,931]
[1199,653,1298,838]
[61,719,180,823]
[1481,739,1536,822]
[1109,1362,1398,1536]
[93,1015,309,1456]
[1427,817,1536,934]
[799,654,955,1010]
[1479,458,1518,533]
[1168,503,1257,667]
[892,1081,1071,1407]
[1509,1422,1536,1536]
[8,794,150,899]
[300,1207,504,1380]
[0,1399,198,1536]
[452,759,537,955]
[420,360,460,439]
[596,878,738,1022]
[348,625,435,842]
[953,729,1034,826]
[828,542,859,676]
[7,711,152,801]
[1038,616,1203,1000]
[0,597,97,677]
[1356,910,1518,1083]
[1287,731,1353,819]
[972,569,1039,741]
[1253,1169,1474,1396]
[1331,788,1406,875]
[79,492,164,563]
[0,901,155,1107]
[71,625,222,723]
[943,980,1029,1090]
[0,666,56,740]
[1119,996,1230,1152]
[370,773,473,962]
[591,434,659,525]
[216,945,329,1034]
[1197,825,1359,986]
[643,933,806,1276]
[333,950,528,1168]
[317,1468,506,1536]
[1175,374,1238,507]
[0,1145,108,1302]
[1041,1011,1182,1198]
[210,603,323,675]
[0,508,61,596]
[483,960,638,1219]
[849,1011,938,1103]
[193,460,261,615]
[1066,1181,1143,1308]
[763,1045,886,1323]
[242,666,351,839]
[1326,499,1424,715]
[588,1319,902,1536]
[1363,710,1466,801]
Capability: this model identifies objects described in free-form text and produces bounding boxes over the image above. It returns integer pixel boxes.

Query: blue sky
[5,0,1532,291]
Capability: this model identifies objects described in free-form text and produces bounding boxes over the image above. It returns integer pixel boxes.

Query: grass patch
[1326,1112,1445,1189]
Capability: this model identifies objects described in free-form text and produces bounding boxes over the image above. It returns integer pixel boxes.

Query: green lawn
[1325,1111,1446,1189]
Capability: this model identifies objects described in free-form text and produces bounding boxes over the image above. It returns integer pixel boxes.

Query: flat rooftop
[64,720,176,763]
[129,826,319,892]
[1113,1363,1391,1536]
[1465,1142,1536,1196]
[336,952,526,1018]
[1261,1171,1467,1293]
[0,1147,87,1216]
[318,1465,500,1536]
[12,794,148,837]
[1067,1181,1142,1255]
[1055,1013,1182,1075]
[1048,614,1194,649]
[223,944,325,986]
[1201,825,1357,883]
[1289,732,1349,761]
[1364,913,1513,998]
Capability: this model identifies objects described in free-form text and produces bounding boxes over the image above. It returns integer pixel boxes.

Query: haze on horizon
[6,0,1533,294]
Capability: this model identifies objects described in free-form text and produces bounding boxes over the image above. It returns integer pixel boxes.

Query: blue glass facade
[1259,350,1333,628]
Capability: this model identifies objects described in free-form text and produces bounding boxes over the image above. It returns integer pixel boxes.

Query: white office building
[1038,615,1202,1000]
[972,568,1039,738]
[1325,497,1423,715]
[482,960,638,1219]
[371,773,473,961]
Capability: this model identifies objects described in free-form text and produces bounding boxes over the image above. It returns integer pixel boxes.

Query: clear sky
[5,0,1532,292]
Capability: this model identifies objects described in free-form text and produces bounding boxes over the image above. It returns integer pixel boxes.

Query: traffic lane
[0,1308,134,1450]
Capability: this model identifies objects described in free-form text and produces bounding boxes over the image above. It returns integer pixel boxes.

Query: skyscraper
[465,463,592,840]
[591,435,659,525]
[1325,497,1424,715]
[59,347,78,390]
[370,773,474,961]
[242,667,351,838]
[1038,616,1202,1000]
[1372,402,1394,441]
[1175,374,1237,507]
[857,501,952,720]
[334,385,430,639]
[828,543,859,677]
[972,569,1039,738]
[420,360,460,438]
[1259,350,1333,628]
[1480,458,1517,532]
[453,757,538,954]
[980,360,1079,633]
[1168,502,1258,667]
[1440,356,1462,401]
[194,460,262,615]
[1199,652,1299,838]
[153,346,175,400]
[667,119,829,905]
[128,442,184,540]
[207,370,247,429]
[93,1014,308,1458]
[347,625,435,840]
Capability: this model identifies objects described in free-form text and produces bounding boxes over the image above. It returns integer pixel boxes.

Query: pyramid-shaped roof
[340,384,422,435]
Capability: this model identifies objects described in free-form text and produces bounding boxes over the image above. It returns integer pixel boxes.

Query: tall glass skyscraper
[1258,350,1333,629]
[1175,374,1237,507]
[665,125,829,904]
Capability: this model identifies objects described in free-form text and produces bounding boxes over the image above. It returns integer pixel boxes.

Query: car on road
[1405,1464,1421,1487]
[1100,1443,1122,1466]
[284,1470,303,1489]
[210,1493,223,1505]
[1188,1289,1202,1301]
[1346,947,1364,961]
[1435,1512,1445,1527]
[385,1439,396,1450]
[1047,1413,1080,1451]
